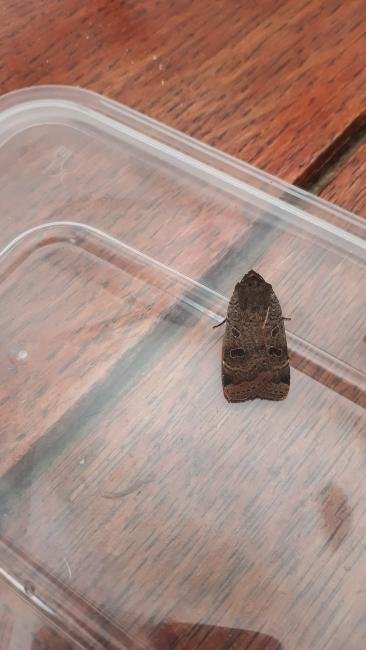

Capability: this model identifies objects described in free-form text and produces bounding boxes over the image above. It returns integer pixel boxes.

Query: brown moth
[218,270,290,402]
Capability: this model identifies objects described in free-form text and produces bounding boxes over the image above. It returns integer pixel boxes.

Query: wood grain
[0,99,365,650]
[318,136,366,217]
[0,2,366,649]
[0,0,366,195]
[0,233,365,649]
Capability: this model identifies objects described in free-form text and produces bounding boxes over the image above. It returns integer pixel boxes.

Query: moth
[216,270,290,402]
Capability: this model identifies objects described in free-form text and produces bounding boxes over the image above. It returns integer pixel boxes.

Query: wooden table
[0,2,365,649]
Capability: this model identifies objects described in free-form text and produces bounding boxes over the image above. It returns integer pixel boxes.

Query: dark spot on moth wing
[229,307,241,324]
[272,365,290,384]
[271,326,279,337]
[232,326,240,337]
[230,348,245,358]
[280,366,290,385]
[269,346,282,357]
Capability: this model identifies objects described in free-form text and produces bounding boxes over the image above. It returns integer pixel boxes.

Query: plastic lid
[0,86,365,649]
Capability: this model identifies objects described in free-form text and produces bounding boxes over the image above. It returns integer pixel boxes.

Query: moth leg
[213,318,227,329]
[282,317,291,321]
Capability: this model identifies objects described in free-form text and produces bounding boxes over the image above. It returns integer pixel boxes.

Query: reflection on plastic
[0,221,365,403]
[144,620,283,650]
[0,536,283,649]
[15,620,284,650]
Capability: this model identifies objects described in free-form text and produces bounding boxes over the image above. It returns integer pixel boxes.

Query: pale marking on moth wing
[262,306,270,330]
[223,360,236,371]
[278,360,290,369]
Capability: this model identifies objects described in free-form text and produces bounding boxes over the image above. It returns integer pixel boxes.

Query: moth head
[237,270,272,311]
[241,269,266,289]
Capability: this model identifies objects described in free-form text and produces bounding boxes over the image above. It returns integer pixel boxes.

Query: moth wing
[257,290,290,400]
[221,283,290,402]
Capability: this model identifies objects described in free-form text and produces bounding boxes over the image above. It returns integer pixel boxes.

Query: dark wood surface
[318,136,366,217]
[0,0,365,195]
[0,2,365,650]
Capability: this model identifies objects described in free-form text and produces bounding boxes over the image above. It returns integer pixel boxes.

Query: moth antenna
[213,318,227,329]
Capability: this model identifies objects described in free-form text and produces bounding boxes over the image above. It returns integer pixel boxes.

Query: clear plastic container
[0,86,365,650]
